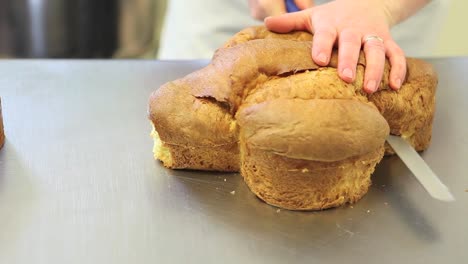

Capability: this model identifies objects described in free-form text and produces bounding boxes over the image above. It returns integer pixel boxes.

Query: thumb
[264,10,312,33]
[294,0,314,9]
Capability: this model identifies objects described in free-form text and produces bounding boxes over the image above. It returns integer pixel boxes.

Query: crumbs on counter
[366,209,371,213]
[224,178,226,182]
[230,190,236,195]
[276,209,281,213]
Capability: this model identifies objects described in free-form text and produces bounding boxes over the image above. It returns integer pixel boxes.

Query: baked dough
[148,26,437,210]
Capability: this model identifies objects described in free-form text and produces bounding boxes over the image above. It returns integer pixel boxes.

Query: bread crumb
[384,202,388,206]
[224,178,226,182]
[301,168,309,173]
[230,190,236,195]
[276,209,281,213]
[366,209,371,213]
[350,206,354,209]
[381,184,386,187]
[229,121,237,132]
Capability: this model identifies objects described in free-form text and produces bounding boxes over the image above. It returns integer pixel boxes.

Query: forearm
[381,0,431,26]
[336,0,431,26]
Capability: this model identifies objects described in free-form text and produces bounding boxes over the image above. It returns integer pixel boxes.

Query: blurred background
[0,0,466,59]
[0,0,166,58]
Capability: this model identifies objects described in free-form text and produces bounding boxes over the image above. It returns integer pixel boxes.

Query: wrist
[333,0,395,27]
[333,0,429,27]
[381,0,431,26]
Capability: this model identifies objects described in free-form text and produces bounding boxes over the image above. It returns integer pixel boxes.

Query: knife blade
[386,135,455,202]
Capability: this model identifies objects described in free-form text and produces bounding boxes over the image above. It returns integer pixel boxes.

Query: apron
[158,0,449,59]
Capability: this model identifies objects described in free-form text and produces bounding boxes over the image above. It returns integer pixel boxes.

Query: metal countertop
[0,59,467,263]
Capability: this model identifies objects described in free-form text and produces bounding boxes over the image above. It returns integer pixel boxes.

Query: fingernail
[342,68,354,80]
[317,53,327,64]
[366,80,378,92]
[395,78,402,89]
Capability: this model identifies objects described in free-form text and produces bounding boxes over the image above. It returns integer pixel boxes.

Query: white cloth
[158,0,449,59]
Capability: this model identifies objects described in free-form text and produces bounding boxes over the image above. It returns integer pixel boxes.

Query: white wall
[435,0,468,57]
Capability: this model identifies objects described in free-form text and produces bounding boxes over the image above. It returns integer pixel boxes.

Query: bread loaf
[148,26,437,210]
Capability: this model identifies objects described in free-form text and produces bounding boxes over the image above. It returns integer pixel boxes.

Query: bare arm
[383,0,431,26]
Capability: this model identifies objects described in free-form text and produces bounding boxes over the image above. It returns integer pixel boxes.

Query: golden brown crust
[148,26,438,210]
[0,98,4,149]
[237,99,389,162]
[222,25,313,49]
[191,39,321,113]
[240,144,385,210]
[149,81,237,148]
[369,58,438,151]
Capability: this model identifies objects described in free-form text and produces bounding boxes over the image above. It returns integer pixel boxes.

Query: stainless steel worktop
[0,59,467,263]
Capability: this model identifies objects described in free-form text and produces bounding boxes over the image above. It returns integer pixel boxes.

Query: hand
[265,0,406,93]
[248,0,314,20]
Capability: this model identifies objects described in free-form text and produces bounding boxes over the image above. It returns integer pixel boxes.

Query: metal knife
[386,135,455,202]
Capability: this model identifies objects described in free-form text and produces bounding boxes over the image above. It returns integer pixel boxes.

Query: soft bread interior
[151,127,173,167]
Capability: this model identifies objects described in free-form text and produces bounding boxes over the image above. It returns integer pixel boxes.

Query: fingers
[362,35,386,93]
[264,10,312,33]
[337,29,361,82]
[264,4,404,94]
[312,27,337,66]
[385,39,406,90]
[310,26,336,66]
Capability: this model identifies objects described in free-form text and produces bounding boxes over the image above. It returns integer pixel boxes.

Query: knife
[285,0,300,12]
[386,135,455,202]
